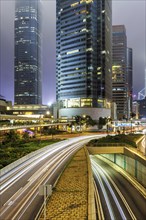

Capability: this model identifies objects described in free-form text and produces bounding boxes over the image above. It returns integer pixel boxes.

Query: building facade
[7,104,50,117]
[132,101,139,119]
[0,95,12,114]
[14,0,42,105]
[112,25,129,119]
[127,47,133,117]
[56,0,112,119]
[137,97,146,119]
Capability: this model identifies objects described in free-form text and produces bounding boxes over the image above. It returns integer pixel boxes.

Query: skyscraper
[56,0,112,119]
[112,25,129,119]
[14,0,42,105]
[127,47,133,117]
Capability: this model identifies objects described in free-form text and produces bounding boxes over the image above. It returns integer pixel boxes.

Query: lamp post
[39,185,52,220]
[83,114,86,131]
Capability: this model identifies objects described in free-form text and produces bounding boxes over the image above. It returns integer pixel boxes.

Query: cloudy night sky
[0,0,146,104]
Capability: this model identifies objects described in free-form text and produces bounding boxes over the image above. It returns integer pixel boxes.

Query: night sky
[0,0,146,104]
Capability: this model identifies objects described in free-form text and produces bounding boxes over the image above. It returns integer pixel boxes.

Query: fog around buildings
[0,0,145,104]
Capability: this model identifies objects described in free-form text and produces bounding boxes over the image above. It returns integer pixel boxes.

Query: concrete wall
[88,147,124,155]
[84,147,96,220]
[59,107,111,120]
[137,161,146,185]
[101,153,146,187]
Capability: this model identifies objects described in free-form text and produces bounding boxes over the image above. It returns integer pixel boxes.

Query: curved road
[0,135,104,220]
[91,156,146,220]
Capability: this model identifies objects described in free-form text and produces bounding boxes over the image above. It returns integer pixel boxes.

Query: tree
[98,117,107,129]
[3,130,21,146]
[43,127,58,138]
[85,115,97,127]
[71,115,97,132]
[130,112,136,118]
[74,115,84,126]
[22,132,30,142]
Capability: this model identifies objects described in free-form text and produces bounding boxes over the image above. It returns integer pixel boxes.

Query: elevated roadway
[0,123,69,131]
[0,134,104,220]
[92,155,146,220]
[0,133,145,219]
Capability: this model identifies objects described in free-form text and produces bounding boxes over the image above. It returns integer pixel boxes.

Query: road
[91,156,146,220]
[0,134,104,220]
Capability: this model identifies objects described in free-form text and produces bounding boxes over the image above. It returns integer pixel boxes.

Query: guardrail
[84,147,96,220]
[88,143,127,147]
[0,123,69,131]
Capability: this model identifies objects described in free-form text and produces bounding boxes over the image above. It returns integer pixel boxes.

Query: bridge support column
[114,154,116,163]
[124,155,126,170]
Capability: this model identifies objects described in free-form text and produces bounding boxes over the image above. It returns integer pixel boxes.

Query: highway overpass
[0,135,145,220]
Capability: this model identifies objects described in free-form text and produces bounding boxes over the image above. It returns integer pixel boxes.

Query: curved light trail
[0,134,105,220]
[91,156,144,220]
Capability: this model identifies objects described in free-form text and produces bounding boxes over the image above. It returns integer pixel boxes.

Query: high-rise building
[112,25,129,119]
[14,0,42,105]
[127,47,133,117]
[137,97,146,119]
[56,0,112,119]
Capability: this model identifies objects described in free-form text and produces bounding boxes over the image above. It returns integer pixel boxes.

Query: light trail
[0,135,102,193]
[91,156,137,220]
[0,135,105,219]
[0,141,85,217]
[92,162,116,220]
[14,142,84,220]
[92,159,127,220]
[93,180,104,220]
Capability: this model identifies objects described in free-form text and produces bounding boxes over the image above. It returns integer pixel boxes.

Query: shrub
[87,134,142,148]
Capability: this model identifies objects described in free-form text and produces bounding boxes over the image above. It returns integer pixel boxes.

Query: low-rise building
[0,96,12,114]
[7,104,51,117]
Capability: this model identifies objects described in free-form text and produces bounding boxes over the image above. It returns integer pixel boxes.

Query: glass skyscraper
[56,0,112,112]
[112,25,129,119]
[127,47,133,117]
[14,0,42,105]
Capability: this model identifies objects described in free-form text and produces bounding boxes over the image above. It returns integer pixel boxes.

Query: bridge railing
[87,143,130,147]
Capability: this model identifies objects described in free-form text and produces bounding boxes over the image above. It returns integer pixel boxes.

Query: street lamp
[46,111,50,116]
[83,115,86,131]
[39,185,52,220]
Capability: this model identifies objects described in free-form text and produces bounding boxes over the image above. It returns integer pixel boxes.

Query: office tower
[14,0,42,105]
[112,25,128,119]
[137,97,146,119]
[56,0,112,119]
[127,47,133,117]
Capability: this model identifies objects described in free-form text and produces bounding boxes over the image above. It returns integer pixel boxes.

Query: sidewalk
[39,147,89,220]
